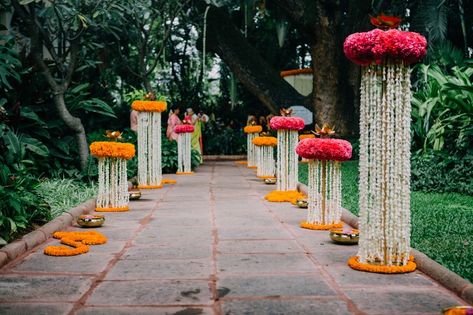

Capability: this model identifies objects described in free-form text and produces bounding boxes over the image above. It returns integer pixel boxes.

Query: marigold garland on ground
[90,142,135,160]
[257,175,276,179]
[252,136,277,147]
[44,231,107,256]
[243,125,263,133]
[131,100,167,112]
[300,221,343,230]
[162,179,177,184]
[265,190,306,203]
[95,206,129,212]
[348,255,417,274]
[235,161,248,165]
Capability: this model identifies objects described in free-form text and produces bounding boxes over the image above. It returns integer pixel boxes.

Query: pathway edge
[0,198,96,269]
[297,182,473,305]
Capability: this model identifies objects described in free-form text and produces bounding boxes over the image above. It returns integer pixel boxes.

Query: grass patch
[36,179,97,218]
[299,161,473,282]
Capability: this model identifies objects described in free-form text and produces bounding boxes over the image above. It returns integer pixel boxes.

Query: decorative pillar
[252,136,277,179]
[265,114,305,203]
[243,124,262,168]
[175,124,195,175]
[296,138,352,230]
[298,133,315,163]
[343,21,426,273]
[90,139,135,212]
[132,99,167,189]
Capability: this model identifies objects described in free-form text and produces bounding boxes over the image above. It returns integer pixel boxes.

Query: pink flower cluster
[269,116,305,131]
[174,124,195,133]
[343,29,427,66]
[296,138,352,161]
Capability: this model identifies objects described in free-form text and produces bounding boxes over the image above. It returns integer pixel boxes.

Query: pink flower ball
[269,116,305,131]
[344,29,427,66]
[296,138,352,161]
[174,124,195,133]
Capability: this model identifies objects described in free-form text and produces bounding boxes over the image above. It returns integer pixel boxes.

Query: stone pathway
[0,161,468,314]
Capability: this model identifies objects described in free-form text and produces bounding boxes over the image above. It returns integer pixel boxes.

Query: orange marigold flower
[243,125,263,133]
[252,136,277,147]
[90,142,135,160]
[348,255,416,274]
[131,100,167,112]
[44,231,107,257]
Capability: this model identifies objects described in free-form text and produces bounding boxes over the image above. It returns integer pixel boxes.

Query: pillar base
[138,185,163,189]
[348,256,417,274]
[265,190,305,203]
[176,171,194,175]
[235,161,247,165]
[300,221,343,230]
[95,206,129,212]
[257,175,276,179]
[247,165,257,169]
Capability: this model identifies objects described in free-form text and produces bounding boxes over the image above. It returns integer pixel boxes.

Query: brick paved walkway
[0,161,467,314]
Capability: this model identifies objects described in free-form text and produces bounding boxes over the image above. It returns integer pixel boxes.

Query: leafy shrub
[411,151,473,195]
[203,120,246,155]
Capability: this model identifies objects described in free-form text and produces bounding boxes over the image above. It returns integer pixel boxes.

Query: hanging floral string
[132,96,167,189]
[344,17,427,273]
[265,111,305,203]
[296,137,352,230]
[175,123,195,175]
[44,231,107,256]
[252,136,277,179]
[243,124,262,168]
[90,138,135,212]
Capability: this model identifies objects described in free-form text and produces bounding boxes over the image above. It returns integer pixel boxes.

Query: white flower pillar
[243,125,262,168]
[90,141,135,212]
[131,100,167,189]
[296,138,352,230]
[265,116,305,203]
[175,124,195,175]
[344,27,426,273]
[252,136,277,179]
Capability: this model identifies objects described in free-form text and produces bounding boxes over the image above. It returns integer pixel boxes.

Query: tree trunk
[143,78,153,93]
[52,93,89,170]
[198,2,305,114]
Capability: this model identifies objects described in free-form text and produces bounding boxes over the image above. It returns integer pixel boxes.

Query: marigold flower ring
[131,100,167,112]
[299,134,315,140]
[269,116,305,131]
[343,29,427,66]
[90,142,135,160]
[243,125,263,133]
[174,124,195,133]
[296,138,352,161]
[252,136,277,147]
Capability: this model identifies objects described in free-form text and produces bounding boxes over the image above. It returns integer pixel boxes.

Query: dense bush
[203,120,246,155]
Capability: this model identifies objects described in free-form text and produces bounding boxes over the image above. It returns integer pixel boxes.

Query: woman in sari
[166,106,181,141]
[185,108,203,163]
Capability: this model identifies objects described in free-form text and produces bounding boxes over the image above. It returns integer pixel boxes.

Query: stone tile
[218,240,301,254]
[221,299,351,315]
[218,228,292,240]
[86,280,212,306]
[345,288,463,314]
[0,275,92,302]
[122,245,212,260]
[217,254,317,274]
[309,248,358,266]
[217,274,336,297]
[0,303,73,315]
[77,306,214,315]
[12,252,112,274]
[105,259,211,280]
[326,266,435,287]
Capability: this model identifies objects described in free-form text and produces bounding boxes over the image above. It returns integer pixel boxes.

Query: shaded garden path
[0,161,467,314]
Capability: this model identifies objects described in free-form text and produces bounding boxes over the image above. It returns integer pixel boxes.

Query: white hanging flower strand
[90,138,135,212]
[175,124,195,175]
[252,136,277,179]
[243,124,262,168]
[132,99,167,189]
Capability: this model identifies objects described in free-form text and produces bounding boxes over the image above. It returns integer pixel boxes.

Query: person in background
[166,106,182,141]
[259,115,268,131]
[130,110,138,132]
[247,115,257,125]
[185,108,205,162]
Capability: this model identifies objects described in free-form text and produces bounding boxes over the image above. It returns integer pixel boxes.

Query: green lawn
[299,161,473,282]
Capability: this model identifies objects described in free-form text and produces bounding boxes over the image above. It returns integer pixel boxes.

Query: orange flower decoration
[252,136,277,147]
[90,142,135,160]
[370,14,402,29]
[348,255,416,274]
[131,100,167,112]
[299,134,315,141]
[244,125,263,134]
[44,231,107,256]
[300,221,344,230]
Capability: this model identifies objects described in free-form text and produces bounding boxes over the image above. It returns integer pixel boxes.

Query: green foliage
[203,121,246,155]
[162,134,201,174]
[411,151,473,194]
[299,161,473,282]
[0,32,21,91]
[36,179,97,218]
[412,62,473,153]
